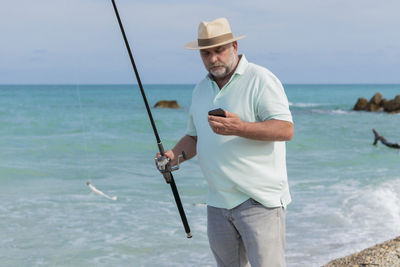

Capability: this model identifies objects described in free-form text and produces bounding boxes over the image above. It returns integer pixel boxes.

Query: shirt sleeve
[255,74,293,123]
[185,107,197,136]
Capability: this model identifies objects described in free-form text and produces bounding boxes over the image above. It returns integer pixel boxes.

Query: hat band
[197,33,234,47]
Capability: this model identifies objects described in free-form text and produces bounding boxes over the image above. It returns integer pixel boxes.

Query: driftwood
[372,129,400,149]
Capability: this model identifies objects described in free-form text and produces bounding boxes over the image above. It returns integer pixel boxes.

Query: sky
[0,0,399,84]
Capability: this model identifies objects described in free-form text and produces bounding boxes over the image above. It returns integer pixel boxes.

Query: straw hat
[184,18,245,50]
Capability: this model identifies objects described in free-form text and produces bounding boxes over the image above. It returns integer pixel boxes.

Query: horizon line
[1,83,400,86]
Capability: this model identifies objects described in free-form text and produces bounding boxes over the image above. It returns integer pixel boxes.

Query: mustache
[208,62,226,68]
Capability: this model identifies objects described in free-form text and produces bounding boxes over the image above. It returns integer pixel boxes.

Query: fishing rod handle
[157,142,165,155]
[169,174,192,238]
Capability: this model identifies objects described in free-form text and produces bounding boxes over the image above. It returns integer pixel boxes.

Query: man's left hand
[208,110,244,136]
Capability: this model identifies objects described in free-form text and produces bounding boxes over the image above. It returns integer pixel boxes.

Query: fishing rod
[110,0,192,238]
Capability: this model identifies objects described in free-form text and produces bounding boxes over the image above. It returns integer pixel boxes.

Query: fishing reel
[155,151,186,183]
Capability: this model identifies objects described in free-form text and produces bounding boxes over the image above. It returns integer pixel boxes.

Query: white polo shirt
[186,55,293,209]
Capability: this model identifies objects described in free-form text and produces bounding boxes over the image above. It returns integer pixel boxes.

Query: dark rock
[383,94,400,113]
[369,92,382,105]
[365,92,383,112]
[353,97,368,111]
[366,103,382,112]
[380,98,387,107]
[384,100,395,112]
[395,94,400,104]
[354,93,400,113]
[154,100,180,109]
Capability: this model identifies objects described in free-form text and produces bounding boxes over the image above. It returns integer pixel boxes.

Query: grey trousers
[207,199,286,267]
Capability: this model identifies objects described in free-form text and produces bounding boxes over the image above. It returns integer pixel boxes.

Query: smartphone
[208,108,226,117]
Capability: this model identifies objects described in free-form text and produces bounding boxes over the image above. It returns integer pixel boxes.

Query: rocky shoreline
[323,236,400,267]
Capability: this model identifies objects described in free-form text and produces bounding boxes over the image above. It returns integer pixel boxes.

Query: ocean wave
[319,178,400,233]
[287,178,400,267]
[344,179,400,228]
[309,109,352,114]
[291,108,353,115]
[289,102,321,108]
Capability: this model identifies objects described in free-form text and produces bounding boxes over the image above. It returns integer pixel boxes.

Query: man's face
[200,42,238,79]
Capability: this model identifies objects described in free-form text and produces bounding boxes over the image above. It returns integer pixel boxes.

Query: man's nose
[209,53,218,63]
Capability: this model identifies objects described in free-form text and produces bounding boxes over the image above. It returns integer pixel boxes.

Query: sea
[0,84,399,267]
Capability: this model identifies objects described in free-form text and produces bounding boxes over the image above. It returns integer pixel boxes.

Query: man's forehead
[200,43,233,52]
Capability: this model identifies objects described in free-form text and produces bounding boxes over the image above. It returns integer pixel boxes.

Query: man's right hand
[155,150,176,173]
[154,134,197,176]
[155,150,175,163]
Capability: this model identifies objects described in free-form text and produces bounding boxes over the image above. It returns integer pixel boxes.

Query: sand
[323,236,400,267]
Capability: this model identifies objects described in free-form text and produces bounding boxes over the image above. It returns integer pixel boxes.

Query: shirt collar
[234,54,248,75]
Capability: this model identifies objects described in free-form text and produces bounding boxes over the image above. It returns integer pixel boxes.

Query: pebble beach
[323,236,400,267]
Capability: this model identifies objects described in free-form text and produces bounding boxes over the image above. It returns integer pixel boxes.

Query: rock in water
[366,102,381,112]
[381,98,387,108]
[353,97,368,111]
[383,94,400,113]
[366,92,383,111]
[353,92,400,113]
[154,100,180,109]
[369,92,382,105]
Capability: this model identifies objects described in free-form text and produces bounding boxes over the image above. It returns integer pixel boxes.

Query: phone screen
[208,108,226,117]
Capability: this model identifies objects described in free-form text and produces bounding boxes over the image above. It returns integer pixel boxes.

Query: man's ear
[232,41,238,54]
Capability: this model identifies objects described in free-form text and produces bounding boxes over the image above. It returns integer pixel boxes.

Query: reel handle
[171,151,186,172]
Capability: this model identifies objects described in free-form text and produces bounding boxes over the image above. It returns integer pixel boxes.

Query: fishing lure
[87,181,117,201]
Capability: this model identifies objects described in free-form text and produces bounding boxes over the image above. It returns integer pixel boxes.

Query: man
[157,18,293,267]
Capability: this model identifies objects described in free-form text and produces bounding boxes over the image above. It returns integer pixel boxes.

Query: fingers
[165,150,175,161]
[223,110,234,117]
[208,120,224,135]
[208,112,229,134]
[208,111,236,122]
[208,113,227,134]
[208,115,223,122]
[208,111,242,136]
[155,150,175,160]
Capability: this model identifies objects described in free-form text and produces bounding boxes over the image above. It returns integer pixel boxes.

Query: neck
[213,56,239,89]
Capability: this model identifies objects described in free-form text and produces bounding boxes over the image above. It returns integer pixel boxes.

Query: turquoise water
[0,84,399,266]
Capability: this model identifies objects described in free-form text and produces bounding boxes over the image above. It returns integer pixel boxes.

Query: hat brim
[184,35,246,50]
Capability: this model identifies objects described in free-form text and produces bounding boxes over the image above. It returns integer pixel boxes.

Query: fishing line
[74,67,117,201]
[75,84,90,178]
